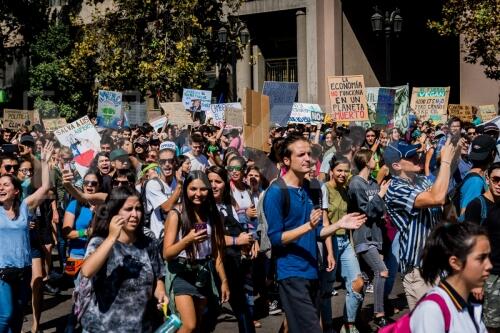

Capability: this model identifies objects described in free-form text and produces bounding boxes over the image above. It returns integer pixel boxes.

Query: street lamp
[218,26,250,102]
[371,7,403,86]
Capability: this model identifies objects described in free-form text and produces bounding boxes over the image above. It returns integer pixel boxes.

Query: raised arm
[25,141,54,210]
[61,171,107,206]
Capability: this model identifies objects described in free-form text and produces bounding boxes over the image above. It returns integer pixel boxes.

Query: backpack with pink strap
[379,293,451,333]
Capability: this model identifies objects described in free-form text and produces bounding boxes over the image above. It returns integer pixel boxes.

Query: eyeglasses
[113,180,132,187]
[159,158,175,165]
[83,180,98,187]
[19,168,33,175]
[4,165,19,172]
[490,176,500,185]
[226,166,242,172]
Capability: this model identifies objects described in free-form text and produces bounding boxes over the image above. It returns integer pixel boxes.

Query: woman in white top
[163,170,229,333]
[411,222,492,333]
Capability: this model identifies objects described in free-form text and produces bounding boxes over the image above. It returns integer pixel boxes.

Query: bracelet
[441,160,451,165]
[78,229,86,238]
[232,237,236,246]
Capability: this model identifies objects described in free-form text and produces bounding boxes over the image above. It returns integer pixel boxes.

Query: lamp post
[371,8,403,86]
[218,26,250,102]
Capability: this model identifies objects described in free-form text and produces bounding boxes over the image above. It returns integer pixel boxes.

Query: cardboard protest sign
[327,75,369,122]
[223,103,243,129]
[478,105,497,122]
[150,116,168,132]
[182,89,212,112]
[125,102,147,125]
[42,118,67,132]
[410,87,450,123]
[288,103,324,126]
[160,102,192,128]
[262,81,299,127]
[3,109,38,130]
[244,88,270,152]
[54,116,101,177]
[448,104,474,122]
[96,90,124,129]
[207,104,226,127]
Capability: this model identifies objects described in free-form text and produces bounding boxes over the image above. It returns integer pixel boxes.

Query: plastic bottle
[154,314,182,333]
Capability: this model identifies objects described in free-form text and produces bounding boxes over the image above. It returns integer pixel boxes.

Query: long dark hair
[1,174,23,218]
[91,186,144,240]
[206,165,232,205]
[180,170,225,260]
[420,222,488,284]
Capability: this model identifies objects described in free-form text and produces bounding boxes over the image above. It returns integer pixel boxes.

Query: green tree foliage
[429,0,499,80]
[68,0,244,105]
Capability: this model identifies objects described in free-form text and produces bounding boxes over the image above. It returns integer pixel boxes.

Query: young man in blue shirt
[263,133,366,333]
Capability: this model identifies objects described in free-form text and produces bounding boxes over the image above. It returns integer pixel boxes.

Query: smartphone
[194,223,207,232]
[1,144,19,154]
[451,133,461,146]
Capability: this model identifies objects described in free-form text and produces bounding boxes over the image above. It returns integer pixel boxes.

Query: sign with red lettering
[327,75,369,122]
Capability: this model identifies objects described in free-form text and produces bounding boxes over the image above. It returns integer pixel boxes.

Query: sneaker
[339,324,360,333]
[43,283,60,295]
[374,316,392,328]
[268,300,282,315]
[331,288,338,296]
[365,282,374,293]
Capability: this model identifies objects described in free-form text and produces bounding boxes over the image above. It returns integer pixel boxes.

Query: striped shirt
[385,175,442,274]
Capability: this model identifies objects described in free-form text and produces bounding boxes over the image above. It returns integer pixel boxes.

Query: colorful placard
[288,103,324,126]
[327,75,369,122]
[54,116,101,177]
[182,89,212,112]
[96,90,124,129]
[410,87,450,123]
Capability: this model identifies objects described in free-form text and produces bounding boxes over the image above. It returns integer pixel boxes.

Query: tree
[428,0,499,80]
[67,0,244,111]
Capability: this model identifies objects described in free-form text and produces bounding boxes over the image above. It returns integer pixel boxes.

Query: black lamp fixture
[217,24,251,102]
[371,6,403,86]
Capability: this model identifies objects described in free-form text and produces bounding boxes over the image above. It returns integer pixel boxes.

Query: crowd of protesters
[0,112,498,333]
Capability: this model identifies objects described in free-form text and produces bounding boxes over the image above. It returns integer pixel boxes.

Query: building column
[236,43,252,103]
[252,45,265,92]
[296,10,308,102]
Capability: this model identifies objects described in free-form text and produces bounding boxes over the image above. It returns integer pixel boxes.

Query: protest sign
[391,85,410,132]
[448,104,474,122]
[160,102,192,128]
[3,109,38,130]
[262,81,299,127]
[375,88,395,125]
[125,102,147,125]
[478,105,497,122]
[54,116,101,177]
[224,103,243,129]
[410,87,450,123]
[207,104,226,127]
[96,90,124,129]
[150,116,168,132]
[288,103,324,126]
[182,89,212,112]
[328,75,369,122]
[42,118,67,132]
[244,88,270,152]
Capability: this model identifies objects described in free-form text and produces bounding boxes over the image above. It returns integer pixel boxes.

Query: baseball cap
[434,130,446,139]
[109,148,129,161]
[483,123,500,139]
[469,134,496,161]
[383,141,421,165]
[20,134,35,146]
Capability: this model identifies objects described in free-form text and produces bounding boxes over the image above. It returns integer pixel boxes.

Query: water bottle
[154,314,182,333]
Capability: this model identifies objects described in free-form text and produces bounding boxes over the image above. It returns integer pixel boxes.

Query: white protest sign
[182,89,212,112]
[151,116,167,132]
[54,116,101,177]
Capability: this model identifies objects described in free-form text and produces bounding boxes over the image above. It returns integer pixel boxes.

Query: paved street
[24,276,408,333]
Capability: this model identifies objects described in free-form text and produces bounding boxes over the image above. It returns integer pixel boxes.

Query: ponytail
[420,222,487,284]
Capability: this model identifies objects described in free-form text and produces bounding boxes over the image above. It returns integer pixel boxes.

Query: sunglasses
[61,157,73,163]
[83,180,98,187]
[113,180,132,187]
[4,165,19,172]
[159,158,175,165]
[489,176,500,185]
[226,166,242,172]
[20,168,33,175]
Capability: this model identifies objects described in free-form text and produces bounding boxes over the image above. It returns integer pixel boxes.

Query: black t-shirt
[465,195,500,275]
